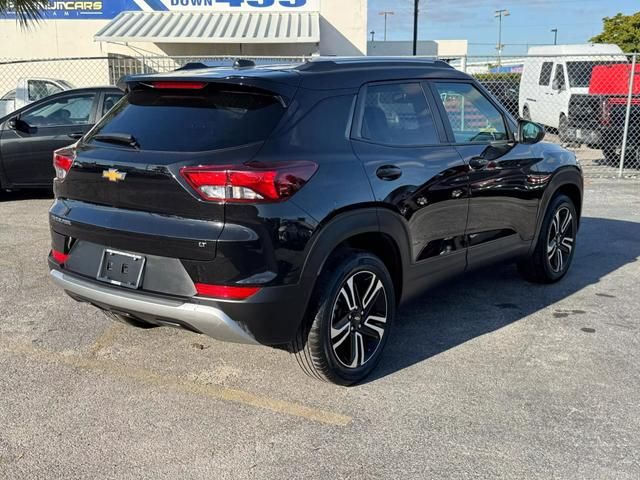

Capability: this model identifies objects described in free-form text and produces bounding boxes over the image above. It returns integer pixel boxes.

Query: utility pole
[370,30,375,42]
[378,11,394,42]
[412,0,419,56]
[551,28,558,45]
[494,9,510,66]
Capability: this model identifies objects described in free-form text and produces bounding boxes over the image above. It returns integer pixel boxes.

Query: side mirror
[8,117,31,132]
[518,120,545,145]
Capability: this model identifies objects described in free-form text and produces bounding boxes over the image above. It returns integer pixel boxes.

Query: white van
[0,78,74,118]
[518,44,627,143]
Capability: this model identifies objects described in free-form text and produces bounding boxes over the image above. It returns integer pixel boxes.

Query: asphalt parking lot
[1,178,639,479]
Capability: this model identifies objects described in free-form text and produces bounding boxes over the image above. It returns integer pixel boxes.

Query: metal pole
[413,0,419,56]
[384,14,387,41]
[498,13,502,66]
[619,53,637,178]
[551,29,558,45]
[378,12,394,42]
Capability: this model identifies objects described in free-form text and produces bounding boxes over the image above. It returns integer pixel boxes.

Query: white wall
[0,0,368,60]
[319,0,367,56]
[0,20,109,59]
[368,41,439,56]
[0,0,367,96]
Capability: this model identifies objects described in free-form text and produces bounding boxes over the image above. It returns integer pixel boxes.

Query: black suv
[48,58,583,385]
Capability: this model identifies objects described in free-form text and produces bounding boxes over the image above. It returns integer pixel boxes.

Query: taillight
[180,161,318,203]
[50,249,69,265]
[53,147,75,180]
[195,283,260,300]
[152,81,207,90]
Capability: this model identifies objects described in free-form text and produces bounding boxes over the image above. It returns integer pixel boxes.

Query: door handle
[68,132,84,140]
[376,165,402,181]
[469,157,489,170]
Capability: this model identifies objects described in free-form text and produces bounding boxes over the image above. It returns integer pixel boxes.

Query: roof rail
[297,56,453,72]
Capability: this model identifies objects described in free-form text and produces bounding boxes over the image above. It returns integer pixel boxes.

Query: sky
[368,0,639,56]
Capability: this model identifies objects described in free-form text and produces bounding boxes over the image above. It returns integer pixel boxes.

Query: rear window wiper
[92,133,139,149]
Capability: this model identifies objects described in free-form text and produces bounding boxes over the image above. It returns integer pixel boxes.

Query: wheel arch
[530,167,583,254]
[300,207,412,308]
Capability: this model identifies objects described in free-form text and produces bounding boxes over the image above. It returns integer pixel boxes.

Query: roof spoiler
[174,59,257,71]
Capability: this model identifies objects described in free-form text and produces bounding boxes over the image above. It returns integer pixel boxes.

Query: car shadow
[0,188,53,201]
[368,216,640,383]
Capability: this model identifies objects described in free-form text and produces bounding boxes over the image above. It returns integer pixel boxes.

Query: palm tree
[0,0,49,26]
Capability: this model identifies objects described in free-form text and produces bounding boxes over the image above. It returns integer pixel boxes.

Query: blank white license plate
[97,249,146,289]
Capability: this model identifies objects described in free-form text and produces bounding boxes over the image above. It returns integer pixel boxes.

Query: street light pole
[370,31,375,42]
[413,0,419,56]
[494,9,510,67]
[551,28,558,45]
[378,11,394,42]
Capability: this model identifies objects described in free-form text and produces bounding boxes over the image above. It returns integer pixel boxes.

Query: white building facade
[0,0,368,60]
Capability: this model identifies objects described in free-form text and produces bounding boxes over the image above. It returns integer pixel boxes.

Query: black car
[47,58,583,385]
[0,87,123,190]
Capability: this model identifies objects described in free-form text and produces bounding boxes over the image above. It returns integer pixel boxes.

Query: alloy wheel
[330,271,388,369]
[547,206,574,274]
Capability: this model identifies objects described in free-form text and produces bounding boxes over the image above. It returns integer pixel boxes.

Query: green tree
[0,0,49,26]
[590,12,640,53]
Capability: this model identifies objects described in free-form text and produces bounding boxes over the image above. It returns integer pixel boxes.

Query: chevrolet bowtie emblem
[102,169,126,182]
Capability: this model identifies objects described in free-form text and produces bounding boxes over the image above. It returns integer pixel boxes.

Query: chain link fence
[461,53,640,178]
[0,53,638,178]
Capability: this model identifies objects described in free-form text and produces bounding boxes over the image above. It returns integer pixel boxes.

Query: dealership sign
[0,0,320,19]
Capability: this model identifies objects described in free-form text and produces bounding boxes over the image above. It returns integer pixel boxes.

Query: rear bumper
[50,269,259,345]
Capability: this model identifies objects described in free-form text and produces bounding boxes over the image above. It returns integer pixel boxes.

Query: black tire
[518,194,577,284]
[602,145,620,166]
[291,250,396,386]
[558,114,573,145]
[103,311,157,329]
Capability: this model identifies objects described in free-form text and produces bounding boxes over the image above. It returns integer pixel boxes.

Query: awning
[94,11,320,44]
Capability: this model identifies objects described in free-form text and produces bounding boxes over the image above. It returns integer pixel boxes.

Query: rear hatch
[57,80,292,219]
[52,77,297,260]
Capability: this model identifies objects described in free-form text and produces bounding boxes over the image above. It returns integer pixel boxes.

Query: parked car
[0,86,123,190]
[0,78,74,118]
[518,43,635,158]
[48,58,583,385]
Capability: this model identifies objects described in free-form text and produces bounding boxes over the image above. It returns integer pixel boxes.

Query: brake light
[53,148,75,180]
[180,161,318,203]
[51,249,69,264]
[195,283,261,300]
[152,81,207,90]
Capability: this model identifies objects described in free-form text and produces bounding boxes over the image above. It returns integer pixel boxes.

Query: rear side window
[101,93,123,117]
[554,64,566,90]
[87,86,285,152]
[539,62,553,86]
[28,80,64,101]
[358,83,439,146]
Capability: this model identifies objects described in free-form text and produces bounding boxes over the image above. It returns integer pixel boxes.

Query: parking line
[89,323,123,354]
[0,341,352,427]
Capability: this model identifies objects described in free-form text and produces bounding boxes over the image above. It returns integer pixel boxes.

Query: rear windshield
[86,85,285,152]
[566,61,622,88]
